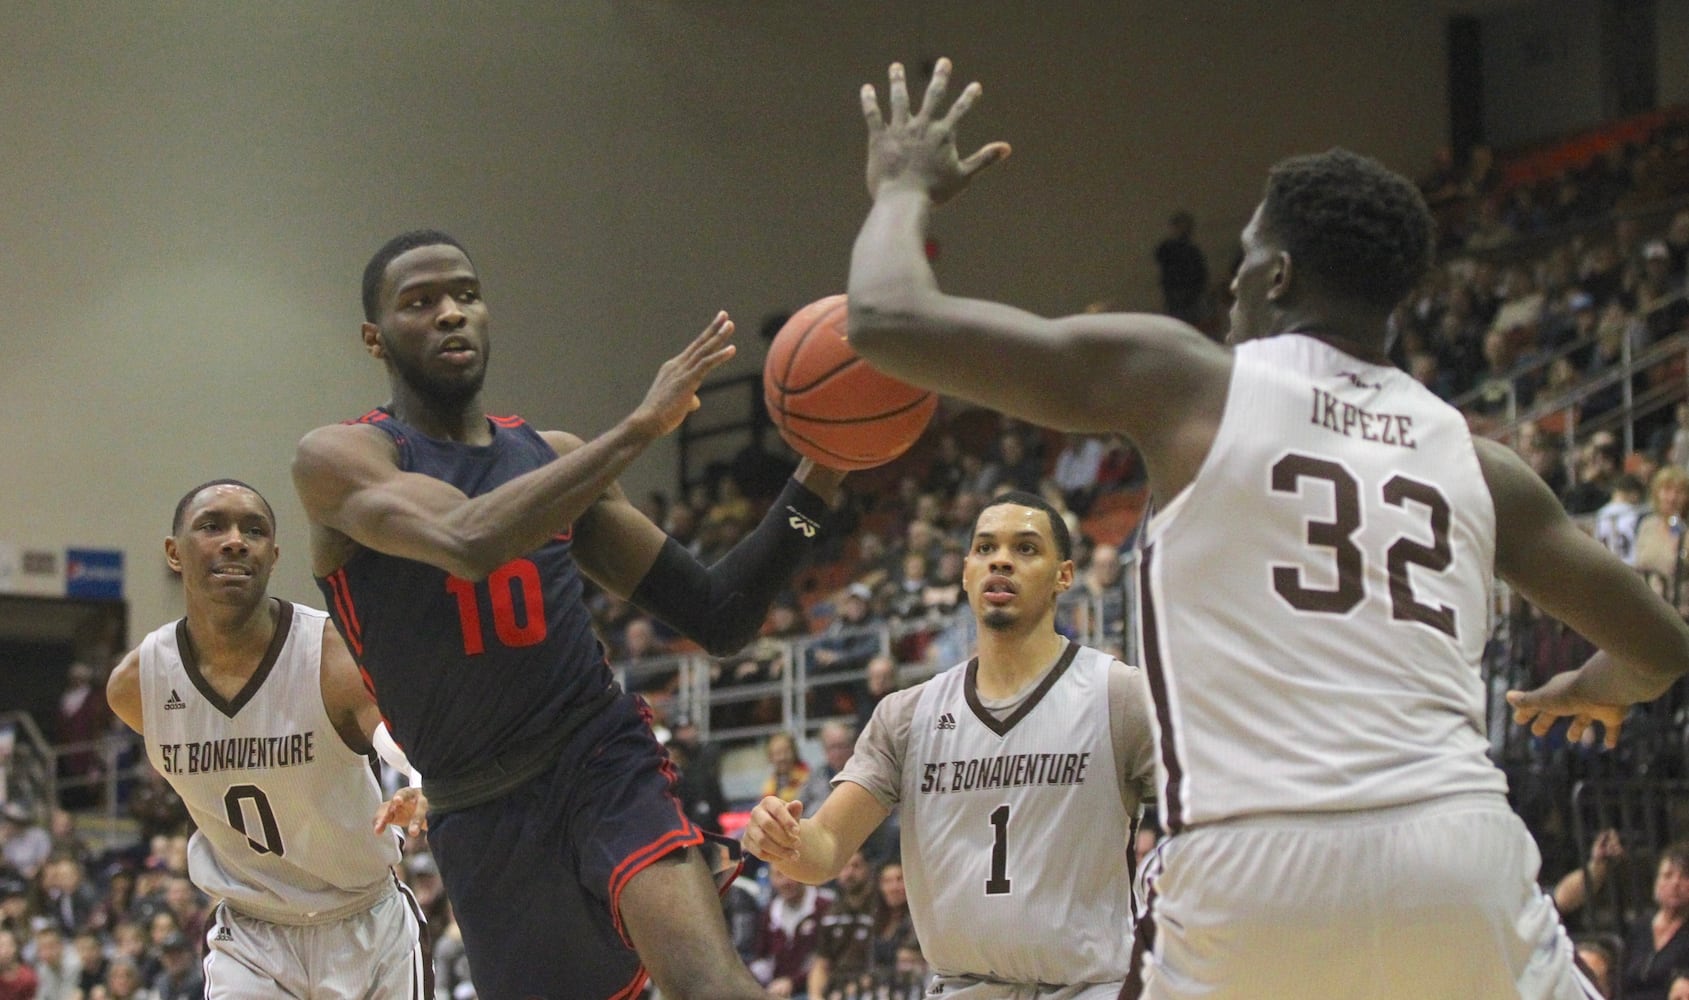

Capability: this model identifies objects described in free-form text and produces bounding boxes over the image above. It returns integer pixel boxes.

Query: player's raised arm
[846,58,1231,456]
[1481,437,1689,743]
[294,313,737,581]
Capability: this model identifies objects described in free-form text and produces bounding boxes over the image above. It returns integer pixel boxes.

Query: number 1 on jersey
[986,803,1012,895]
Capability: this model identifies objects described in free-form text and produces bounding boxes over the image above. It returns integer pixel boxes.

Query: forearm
[631,478,829,656]
[1568,649,1686,705]
[446,419,661,578]
[808,958,831,1000]
[771,817,859,887]
[848,187,945,364]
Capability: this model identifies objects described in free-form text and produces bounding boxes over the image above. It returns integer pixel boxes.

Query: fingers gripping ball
[763,294,938,471]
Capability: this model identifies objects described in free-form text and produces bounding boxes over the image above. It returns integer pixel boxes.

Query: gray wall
[0,1,1451,642]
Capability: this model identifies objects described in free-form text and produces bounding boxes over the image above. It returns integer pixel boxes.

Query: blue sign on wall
[65,548,124,600]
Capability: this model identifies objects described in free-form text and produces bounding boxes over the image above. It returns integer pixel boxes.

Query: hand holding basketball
[763,294,938,471]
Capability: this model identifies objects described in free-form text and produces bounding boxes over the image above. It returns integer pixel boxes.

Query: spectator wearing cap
[0,875,32,943]
[150,931,201,1000]
[0,802,50,881]
[1638,239,1689,340]
[806,583,884,719]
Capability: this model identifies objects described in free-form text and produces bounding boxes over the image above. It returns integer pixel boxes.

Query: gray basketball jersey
[899,643,1133,985]
[1138,335,1506,831]
[139,601,402,924]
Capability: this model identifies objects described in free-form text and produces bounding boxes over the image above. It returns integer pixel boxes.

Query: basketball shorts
[426,690,703,1000]
[1125,792,1601,1000]
[202,878,428,999]
[927,976,1123,999]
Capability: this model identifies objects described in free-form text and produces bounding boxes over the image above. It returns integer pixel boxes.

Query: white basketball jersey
[1138,335,1506,831]
[900,643,1132,985]
[139,602,401,924]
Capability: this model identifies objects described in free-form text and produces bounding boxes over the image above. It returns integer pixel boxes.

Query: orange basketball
[763,294,938,471]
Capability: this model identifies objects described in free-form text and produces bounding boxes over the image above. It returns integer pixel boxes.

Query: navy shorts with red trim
[426,691,700,1000]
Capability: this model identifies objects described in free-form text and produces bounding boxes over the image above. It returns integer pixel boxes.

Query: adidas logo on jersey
[936,712,956,731]
[214,926,233,942]
[164,690,187,711]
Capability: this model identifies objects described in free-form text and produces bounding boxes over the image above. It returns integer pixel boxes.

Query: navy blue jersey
[315,407,613,779]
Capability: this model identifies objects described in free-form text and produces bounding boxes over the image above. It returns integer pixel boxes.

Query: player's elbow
[847,290,942,356]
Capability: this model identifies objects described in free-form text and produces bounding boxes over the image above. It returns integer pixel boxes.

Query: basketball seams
[765,292,937,470]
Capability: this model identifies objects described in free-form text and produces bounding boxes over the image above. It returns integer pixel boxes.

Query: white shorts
[1129,793,1600,1000]
[203,880,428,999]
[926,977,1121,999]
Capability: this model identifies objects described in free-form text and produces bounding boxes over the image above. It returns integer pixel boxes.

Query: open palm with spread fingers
[861,57,1011,203]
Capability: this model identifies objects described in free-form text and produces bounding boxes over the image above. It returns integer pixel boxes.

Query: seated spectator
[31,924,80,1000]
[799,721,857,819]
[855,655,900,734]
[667,715,728,835]
[1633,465,1689,610]
[809,851,877,1000]
[750,867,829,997]
[1620,843,1689,1000]
[71,931,106,996]
[126,763,189,843]
[0,928,37,1000]
[1051,433,1107,515]
[886,552,932,623]
[761,731,811,804]
[39,853,98,937]
[100,956,154,1000]
[807,584,881,679]
[0,875,32,943]
[150,932,201,1000]
[0,803,49,881]
[1562,436,1622,516]
[868,861,917,988]
[1594,474,1648,565]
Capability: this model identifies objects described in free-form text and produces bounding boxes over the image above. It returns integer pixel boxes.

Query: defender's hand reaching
[861,57,1011,204]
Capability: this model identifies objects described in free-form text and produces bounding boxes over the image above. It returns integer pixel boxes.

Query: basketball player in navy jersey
[840,59,1689,998]
[292,231,847,1000]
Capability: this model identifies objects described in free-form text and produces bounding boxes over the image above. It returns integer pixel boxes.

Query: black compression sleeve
[629,478,828,657]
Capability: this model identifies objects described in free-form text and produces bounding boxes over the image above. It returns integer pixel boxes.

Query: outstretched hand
[372,786,428,838]
[1506,672,1628,749]
[632,312,738,438]
[861,57,1011,204]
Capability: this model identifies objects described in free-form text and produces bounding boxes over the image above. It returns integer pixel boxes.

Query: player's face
[963,504,1074,633]
[166,485,277,606]
[1226,202,1283,347]
[366,244,490,407]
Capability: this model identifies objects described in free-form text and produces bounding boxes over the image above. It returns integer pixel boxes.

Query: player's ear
[163,536,183,575]
[1054,559,1075,593]
[1266,251,1293,303]
[361,322,384,359]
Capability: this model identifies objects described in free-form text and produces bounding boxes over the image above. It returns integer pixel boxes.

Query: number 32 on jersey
[1269,452,1458,640]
